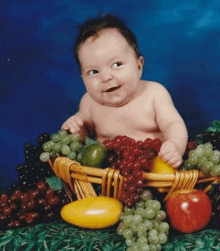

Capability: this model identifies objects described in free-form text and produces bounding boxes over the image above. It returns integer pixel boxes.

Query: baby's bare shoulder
[143,80,166,91]
[79,93,93,121]
[142,81,171,99]
[81,92,97,108]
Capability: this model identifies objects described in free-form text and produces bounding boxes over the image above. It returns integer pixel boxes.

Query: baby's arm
[152,83,188,168]
[61,93,94,139]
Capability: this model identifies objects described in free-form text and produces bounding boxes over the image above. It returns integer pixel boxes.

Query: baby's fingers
[168,158,182,169]
[61,117,74,130]
[158,147,171,158]
[61,117,81,134]
[163,155,182,168]
[172,160,182,168]
[61,123,69,130]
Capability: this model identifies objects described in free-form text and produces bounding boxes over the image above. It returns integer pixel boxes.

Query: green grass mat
[0,220,219,251]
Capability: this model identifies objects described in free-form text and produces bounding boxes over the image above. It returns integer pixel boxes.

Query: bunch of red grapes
[0,180,69,230]
[103,136,162,208]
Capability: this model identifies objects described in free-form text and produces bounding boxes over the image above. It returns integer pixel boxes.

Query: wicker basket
[49,157,219,201]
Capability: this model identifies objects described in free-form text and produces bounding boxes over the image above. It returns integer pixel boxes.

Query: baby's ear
[138,56,144,77]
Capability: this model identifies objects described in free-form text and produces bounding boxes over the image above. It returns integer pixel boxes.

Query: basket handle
[164,170,199,201]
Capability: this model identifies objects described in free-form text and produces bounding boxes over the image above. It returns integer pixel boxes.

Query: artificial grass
[0,220,220,251]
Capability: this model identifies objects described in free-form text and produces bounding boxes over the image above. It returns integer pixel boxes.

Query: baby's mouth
[105,86,121,92]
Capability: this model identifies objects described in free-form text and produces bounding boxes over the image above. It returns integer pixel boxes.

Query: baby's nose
[101,70,113,82]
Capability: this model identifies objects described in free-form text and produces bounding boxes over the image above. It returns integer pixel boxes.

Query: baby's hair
[74,13,142,69]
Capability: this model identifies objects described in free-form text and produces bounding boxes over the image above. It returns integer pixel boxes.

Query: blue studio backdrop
[1,0,220,190]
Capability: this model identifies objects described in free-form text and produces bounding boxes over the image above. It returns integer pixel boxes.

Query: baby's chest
[92,102,157,137]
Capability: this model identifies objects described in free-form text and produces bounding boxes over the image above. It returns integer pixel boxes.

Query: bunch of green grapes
[117,190,169,251]
[183,142,220,176]
[39,130,84,163]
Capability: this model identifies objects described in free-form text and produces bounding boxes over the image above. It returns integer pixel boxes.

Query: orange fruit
[150,156,175,193]
[150,156,175,174]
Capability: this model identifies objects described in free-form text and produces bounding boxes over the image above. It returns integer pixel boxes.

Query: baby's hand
[158,140,182,168]
[61,113,84,136]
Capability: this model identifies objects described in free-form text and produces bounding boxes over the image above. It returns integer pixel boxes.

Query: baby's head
[74,14,144,107]
[74,13,142,70]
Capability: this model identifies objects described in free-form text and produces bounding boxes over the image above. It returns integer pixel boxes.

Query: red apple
[166,189,212,233]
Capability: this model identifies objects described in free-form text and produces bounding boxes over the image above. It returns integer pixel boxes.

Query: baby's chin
[96,99,129,107]
[89,94,132,107]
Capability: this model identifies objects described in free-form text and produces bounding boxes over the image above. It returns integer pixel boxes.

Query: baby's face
[78,28,144,107]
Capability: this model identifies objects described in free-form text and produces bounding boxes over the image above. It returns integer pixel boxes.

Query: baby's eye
[112,62,122,68]
[89,70,98,75]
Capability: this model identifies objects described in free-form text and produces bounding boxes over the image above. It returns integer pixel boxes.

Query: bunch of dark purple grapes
[202,132,220,151]
[0,180,69,230]
[11,133,54,191]
[208,184,220,230]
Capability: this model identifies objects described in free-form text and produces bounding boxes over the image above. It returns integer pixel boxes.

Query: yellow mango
[60,196,123,229]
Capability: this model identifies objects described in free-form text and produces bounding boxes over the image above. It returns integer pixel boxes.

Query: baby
[62,14,188,168]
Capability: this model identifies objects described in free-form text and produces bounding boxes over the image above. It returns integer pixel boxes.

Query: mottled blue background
[1,0,220,189]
